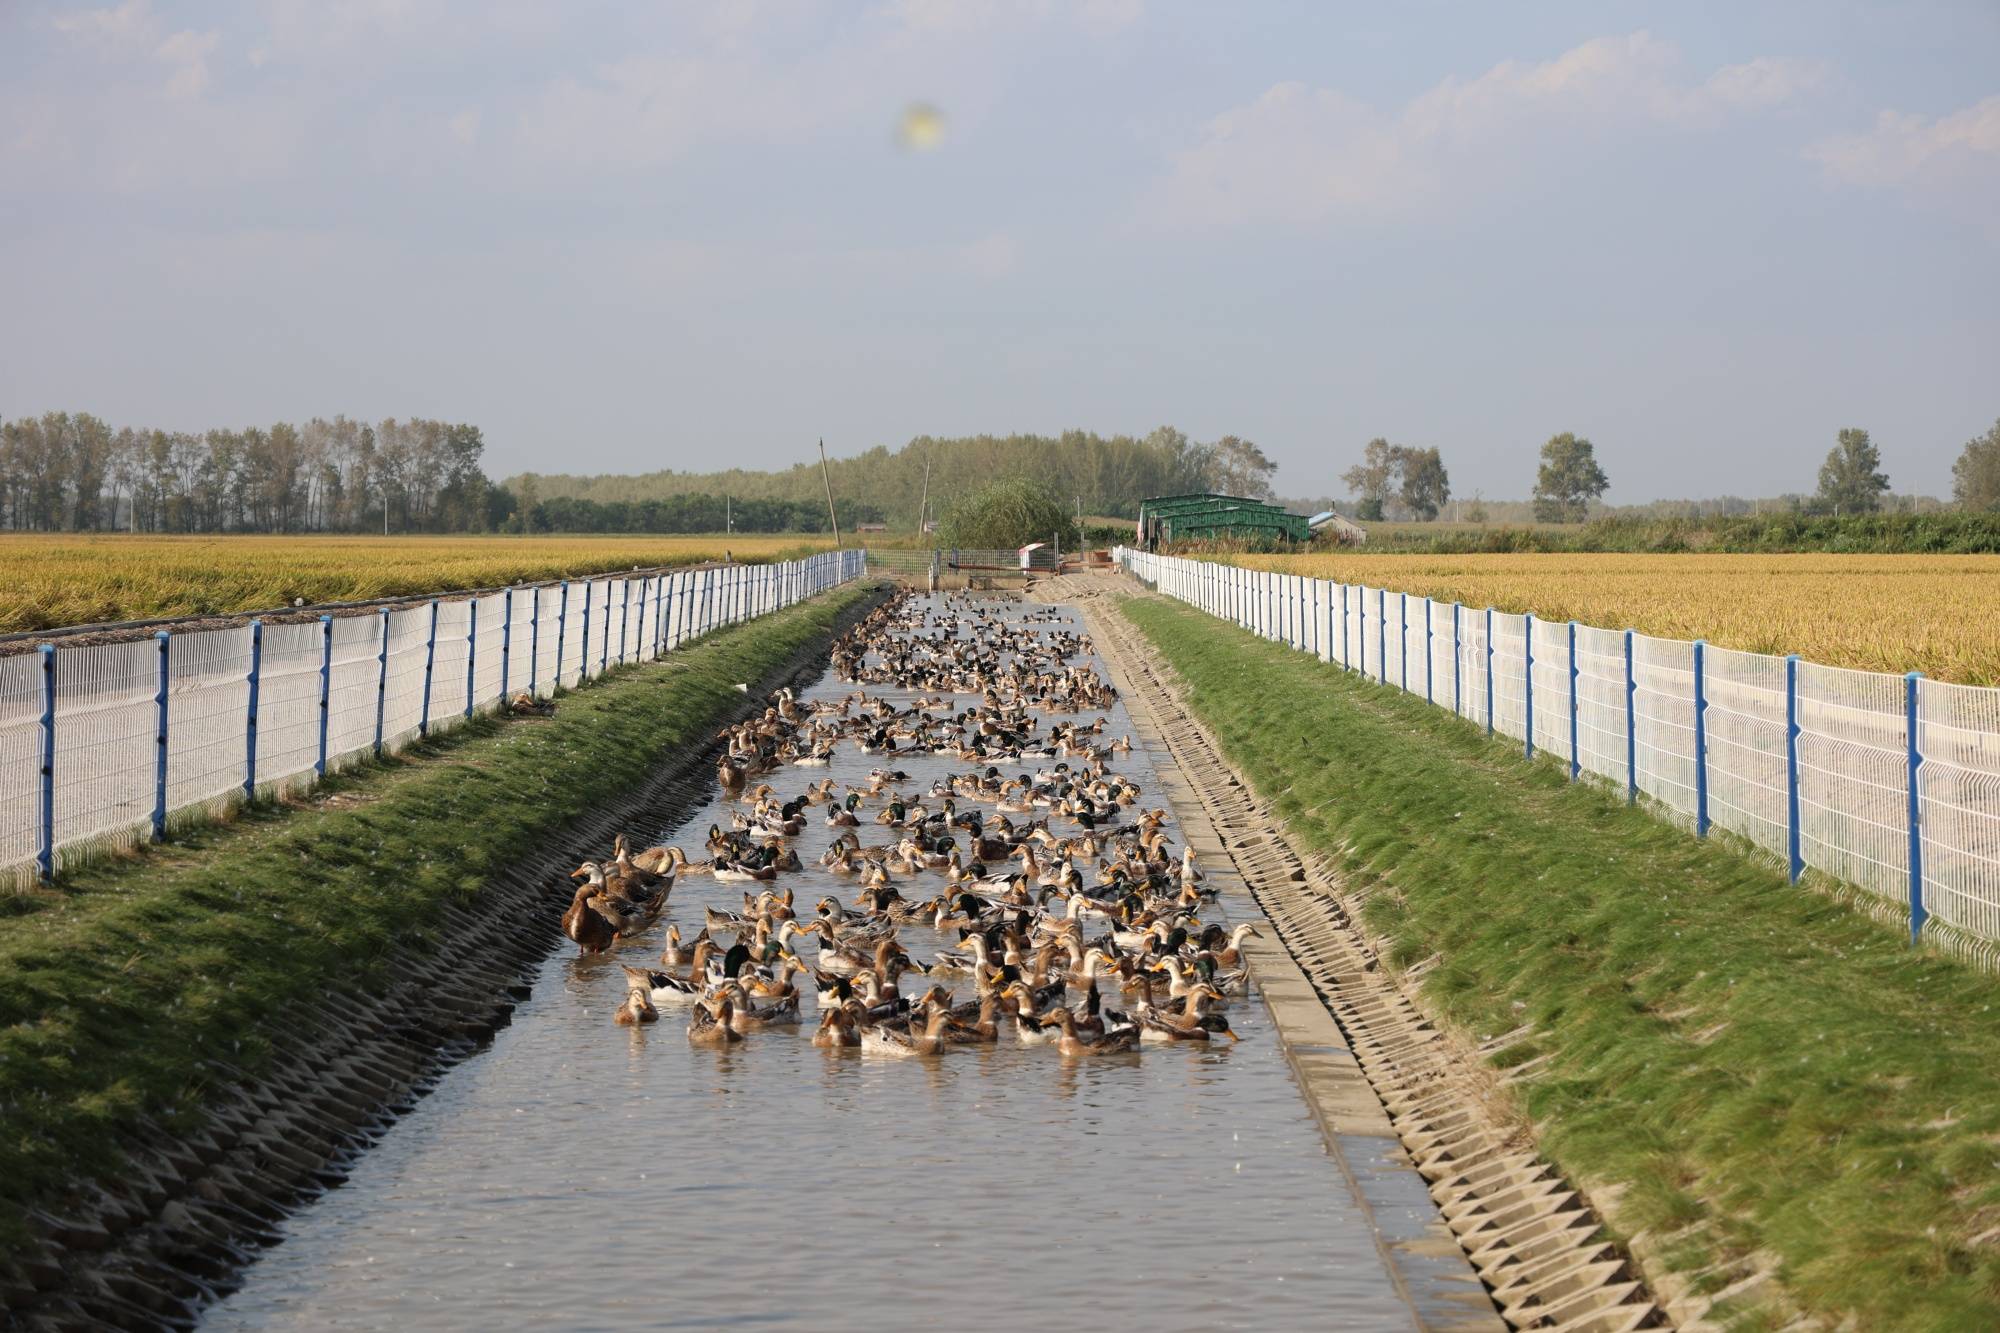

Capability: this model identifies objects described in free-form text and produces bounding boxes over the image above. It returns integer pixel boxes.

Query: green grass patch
[1118,593,2000,1331]
[0,585,872,1255]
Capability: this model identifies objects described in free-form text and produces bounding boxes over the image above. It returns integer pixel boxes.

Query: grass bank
[1117,593,2000,1331]
[0,584,873,1255]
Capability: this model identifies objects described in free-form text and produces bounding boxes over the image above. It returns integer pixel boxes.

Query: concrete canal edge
[1047,572,1668,1333]
[4,584,895,1333]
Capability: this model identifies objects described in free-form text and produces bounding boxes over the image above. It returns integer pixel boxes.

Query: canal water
[204,597,1421,1331]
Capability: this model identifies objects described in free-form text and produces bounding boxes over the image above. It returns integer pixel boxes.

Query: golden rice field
[0,534,838,634]
[1234,553,2000,686]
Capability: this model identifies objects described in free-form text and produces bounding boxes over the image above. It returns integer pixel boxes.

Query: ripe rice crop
[0,533,837,634]
[1234,552,2000,686]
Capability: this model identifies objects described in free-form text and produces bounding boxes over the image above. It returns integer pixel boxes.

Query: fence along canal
[1119,548,2000,958]
[0,550,867,886]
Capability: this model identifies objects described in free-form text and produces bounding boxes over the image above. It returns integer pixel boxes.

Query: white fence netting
[1117,549,1998,949]
[4,550,865,883]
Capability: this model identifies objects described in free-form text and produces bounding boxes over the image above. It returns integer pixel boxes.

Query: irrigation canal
[201,594,1479,1331]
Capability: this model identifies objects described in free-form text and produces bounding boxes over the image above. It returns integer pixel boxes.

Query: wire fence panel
[52,639,156,863]
[1402,595,1429,699]
[3,554,863,883]
[1456,608,1489,726]
[532,584,562,692]
[430,600,474,728]
[1797,662,1909,909]
[1704,646,1790,859]
[1114,549,2000,953]
[1382,594,1404,688]
[166,627,252,822]
[379,607,433,751]
[1632,634,1698,826]
[327,614,385,769]
[1919,679,2000,942]
[254,621,326,794]
[1575,625,1629,788]
[1427,600,1455,707]
[0,654,41,875]
[474,593,507,704]
[1530,618,1571,761]
[1491,613,1529,743]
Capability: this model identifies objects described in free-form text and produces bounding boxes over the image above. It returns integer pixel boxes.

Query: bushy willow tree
[934,476,1081,550]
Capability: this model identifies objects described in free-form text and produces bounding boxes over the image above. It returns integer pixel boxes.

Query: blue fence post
[1692,640,1709,837]
[1485,608,1495,735]
[1568,620,1580,781]
[528,586,541,698]
[153,631,170,841]
[500,589,513,702]
[1906,672,1925,944]
[464,600,478,720]
[1624,630,1638,805]
[244,619,263,801]
[1341,585,1350,670]
[1398,595,1409,692]
[316,614,333,778]
[373,607,390,756]
[600,582,613,674]
[1523,613,1535,760]
[555,582,570,690]
[37,644,55,881]
[418,600,439,739]
[1452,604,1461,714]
[580,583,594,682]
[1424,599,1434,703]
[1785,655,1803,882]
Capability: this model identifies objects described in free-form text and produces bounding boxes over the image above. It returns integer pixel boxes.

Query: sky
[2,1,1996,503]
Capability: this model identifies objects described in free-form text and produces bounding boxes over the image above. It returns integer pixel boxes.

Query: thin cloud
[1807,95,2000,191]
[1154,33,1823,228]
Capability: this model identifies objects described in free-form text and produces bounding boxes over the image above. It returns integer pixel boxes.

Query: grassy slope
[1118,594,2000,1331]
[0,585,871,1252]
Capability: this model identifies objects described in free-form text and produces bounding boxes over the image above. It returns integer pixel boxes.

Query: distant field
[1234,552,2000,686]
[0,534,837,633]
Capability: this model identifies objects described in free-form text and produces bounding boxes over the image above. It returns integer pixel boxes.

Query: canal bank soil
[202,596,1451,1332]
[1,585,891,1332]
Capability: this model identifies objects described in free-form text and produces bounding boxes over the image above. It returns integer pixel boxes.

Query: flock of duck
[559,591,1259,1059]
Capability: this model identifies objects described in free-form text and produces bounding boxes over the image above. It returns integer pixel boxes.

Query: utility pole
[918,448,933,541]
[818,438,842,546]
[726,494,732,534]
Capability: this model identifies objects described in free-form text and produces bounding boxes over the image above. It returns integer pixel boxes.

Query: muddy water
[204,598,1420,1331]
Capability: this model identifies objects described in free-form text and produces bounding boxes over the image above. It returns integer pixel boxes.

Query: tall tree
[1532,433,1609,522]
[1206,435,1277,499]
[1341,438,1397,521]
[1398,446,1450,521]
[1815,427,1890,514]
[1952,418,2000,512]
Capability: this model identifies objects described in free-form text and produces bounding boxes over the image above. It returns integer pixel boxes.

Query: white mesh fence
[253,621,326,794]
[1456,607,1489,727]
[1530,618,1571,763]
[1633,634,1698,826]
[1574,625,1629,789]
[5,553,863,883]
[1491,613,1529,743]
[0,654,41,872]
[1116,550,2000,949]
[327,613,385,769]
[1797,662,1908,910]
[1919,679,2000,941]
[1704,646,1790,859]
[53,638,156,864]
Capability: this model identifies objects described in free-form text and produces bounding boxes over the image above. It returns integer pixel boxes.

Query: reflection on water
[204,599,1417,1331]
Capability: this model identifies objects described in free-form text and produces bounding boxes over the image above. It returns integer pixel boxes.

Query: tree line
[0,412,491,533]
[509,427,1279,526]
[505,490,885,534]
[1335,417,2000,524]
